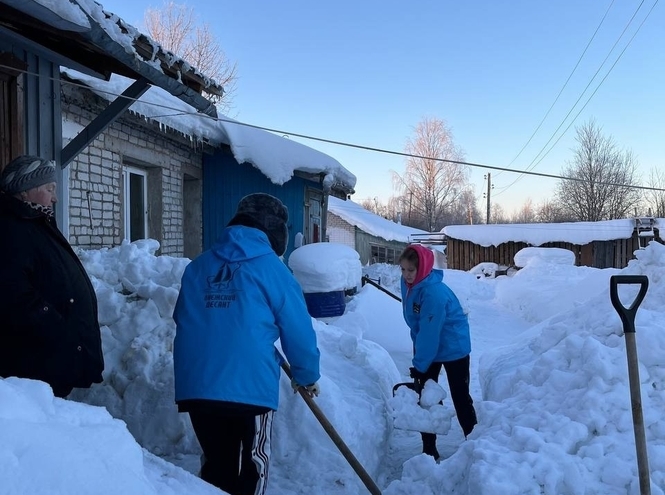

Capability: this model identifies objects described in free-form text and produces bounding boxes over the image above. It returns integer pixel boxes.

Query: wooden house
[443,218,664,271]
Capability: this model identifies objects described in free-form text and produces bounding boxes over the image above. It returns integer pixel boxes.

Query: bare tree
[387,196,404,223]
[360,197,378,214]
[512,198,537,223]
[646,167,665,217]
[359,197,391,218]
[439,188,482,225]
[536,199,574,223]
[144,1,238,112]
[393,117,468,231]
[489,203,510,224]
[555,120,641,221]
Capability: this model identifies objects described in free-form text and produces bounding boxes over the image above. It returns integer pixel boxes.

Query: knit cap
[0,155,57,195]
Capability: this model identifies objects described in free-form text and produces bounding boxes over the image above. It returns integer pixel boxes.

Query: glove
[409,367,427,394]
[409,367,426,380]
[291,379,320,398]
[304,383,320,397]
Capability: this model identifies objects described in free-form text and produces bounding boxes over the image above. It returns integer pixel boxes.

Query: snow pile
[6,234,665,493]
[0,377,220,495]
[493,252,619,324]
[69,239,394,492]
[514,246,576,268]
[469,262,500,279]
[386,241,665,495]
[69,239,194,456]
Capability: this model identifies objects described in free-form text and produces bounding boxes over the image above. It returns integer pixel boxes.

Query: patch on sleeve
[412,303,421,314]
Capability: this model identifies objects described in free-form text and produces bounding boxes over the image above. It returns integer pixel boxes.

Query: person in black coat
[0,155,104,398]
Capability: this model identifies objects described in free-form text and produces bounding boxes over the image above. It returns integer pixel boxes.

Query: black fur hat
[228,193,289,255]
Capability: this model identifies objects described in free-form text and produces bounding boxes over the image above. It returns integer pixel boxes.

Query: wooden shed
[443,218,663,271]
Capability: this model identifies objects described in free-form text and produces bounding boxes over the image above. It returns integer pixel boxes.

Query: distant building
[443,218,664,271]
[326,196,428,265]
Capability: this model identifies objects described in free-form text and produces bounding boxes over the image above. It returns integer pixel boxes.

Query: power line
[494,0,655,197]
[496,0,616,179]
[3,62,665,194]
[518,0,660,176]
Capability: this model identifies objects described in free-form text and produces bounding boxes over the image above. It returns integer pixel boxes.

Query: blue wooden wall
[203,148,322,260]
[0,39,61,161]
[0,35,63,223]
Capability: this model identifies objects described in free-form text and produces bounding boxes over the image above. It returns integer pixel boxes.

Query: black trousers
[421,355,477,443]
[188,409,274,495]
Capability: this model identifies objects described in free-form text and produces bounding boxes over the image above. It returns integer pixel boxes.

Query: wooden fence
[445,230,657,271]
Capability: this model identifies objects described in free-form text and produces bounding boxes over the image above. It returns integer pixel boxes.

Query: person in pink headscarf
[399,244,477,459]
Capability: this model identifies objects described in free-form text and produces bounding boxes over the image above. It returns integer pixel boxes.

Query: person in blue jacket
[399,244,477,459]
[173,193,320,495]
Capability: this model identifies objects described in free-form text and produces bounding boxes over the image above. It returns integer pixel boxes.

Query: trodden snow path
[164,267,535,494]
[373,283,533,487]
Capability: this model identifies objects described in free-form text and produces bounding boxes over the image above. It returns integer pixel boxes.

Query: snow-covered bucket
[287,242,362,318]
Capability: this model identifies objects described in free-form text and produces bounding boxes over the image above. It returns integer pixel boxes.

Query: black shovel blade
[392,381,417,396]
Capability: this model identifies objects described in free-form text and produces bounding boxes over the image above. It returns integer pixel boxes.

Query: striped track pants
[189,409,274,495]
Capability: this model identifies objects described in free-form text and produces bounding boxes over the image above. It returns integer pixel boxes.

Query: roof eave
[0,0,220,117]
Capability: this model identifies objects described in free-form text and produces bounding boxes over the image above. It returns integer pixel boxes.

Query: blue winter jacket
[400,269,471,372]
[173,225,321,411]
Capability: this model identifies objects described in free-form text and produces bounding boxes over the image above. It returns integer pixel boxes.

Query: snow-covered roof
[443,218,665,247]
[328,196,428,243]
[62,68,356,194]
[2,0,221,115]
[3,0,356,193]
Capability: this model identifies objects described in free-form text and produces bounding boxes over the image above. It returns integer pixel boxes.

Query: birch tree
[393,117,468,231]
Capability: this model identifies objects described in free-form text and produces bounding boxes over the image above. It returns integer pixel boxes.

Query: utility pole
[485,173,492,224]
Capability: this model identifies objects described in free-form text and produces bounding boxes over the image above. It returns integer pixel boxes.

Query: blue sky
[103,0,663,216]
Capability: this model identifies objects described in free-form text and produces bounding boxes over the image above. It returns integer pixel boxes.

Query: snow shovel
[392,381,418,395]
[390,377,453,435]
[278,353,382,495]
[361,275,402,302]
[610,274,651,495]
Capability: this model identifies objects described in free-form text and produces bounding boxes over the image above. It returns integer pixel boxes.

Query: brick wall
[61,83,204,257]
[326,212,356,248]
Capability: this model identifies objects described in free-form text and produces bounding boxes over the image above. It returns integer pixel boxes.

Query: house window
[370,244,399,265]
[123,166,148,242]
[0,54,26,170]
